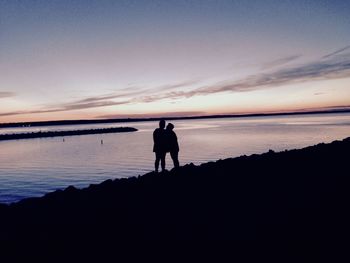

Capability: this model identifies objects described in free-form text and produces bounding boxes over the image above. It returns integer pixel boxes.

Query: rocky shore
[0,137,349,260]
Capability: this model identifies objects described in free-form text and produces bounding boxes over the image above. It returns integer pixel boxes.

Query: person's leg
[170,151,180,168]
[155,152,160,172]
[160,152,166,172]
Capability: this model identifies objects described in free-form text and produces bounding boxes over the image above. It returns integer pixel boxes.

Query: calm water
[0,113,350,204]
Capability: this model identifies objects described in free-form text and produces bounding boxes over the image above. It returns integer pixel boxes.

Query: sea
[0,113,349,203]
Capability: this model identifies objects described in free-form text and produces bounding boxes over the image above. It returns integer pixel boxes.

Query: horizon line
[1,108,350,128]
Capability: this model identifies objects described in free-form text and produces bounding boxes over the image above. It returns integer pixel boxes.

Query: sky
[1,0,350,123]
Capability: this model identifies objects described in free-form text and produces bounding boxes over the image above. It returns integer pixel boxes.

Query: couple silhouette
[153,120,180,172]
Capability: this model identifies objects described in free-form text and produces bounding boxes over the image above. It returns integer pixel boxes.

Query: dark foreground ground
[0,137,349,260]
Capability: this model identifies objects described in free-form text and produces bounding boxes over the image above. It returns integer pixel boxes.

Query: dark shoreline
[0,137,349,259]
[1,108,349,128]
[0,127,137,141]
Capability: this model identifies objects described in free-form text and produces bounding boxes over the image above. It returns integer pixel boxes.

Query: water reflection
[0,113,350,203]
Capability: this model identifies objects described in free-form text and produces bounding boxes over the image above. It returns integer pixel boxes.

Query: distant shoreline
[1,108,349,128]
[0,127,137,141]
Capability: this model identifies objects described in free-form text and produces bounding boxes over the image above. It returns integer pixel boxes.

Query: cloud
[322,45,350,59]
[1,48,350,118]
[72,90,144,104]
[319,105,350,110]
[0,111,25,117]
[136,50,350,101]
[0,81,196,117]
[0,100,130,117]
[98,111,206,119]
[261,55,301,69]
[59,100,130,111]
[58,81,196,106]
[0,92,15,98]
[152,80,198,91]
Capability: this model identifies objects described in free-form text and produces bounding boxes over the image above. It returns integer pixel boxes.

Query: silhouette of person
[153,119,166,172]
[166,123,179,169]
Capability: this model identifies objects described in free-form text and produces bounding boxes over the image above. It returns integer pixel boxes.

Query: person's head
[166,123,174,130]
[159,119,166,129]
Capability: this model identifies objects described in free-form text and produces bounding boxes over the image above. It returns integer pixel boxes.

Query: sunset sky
[1,0,350,123]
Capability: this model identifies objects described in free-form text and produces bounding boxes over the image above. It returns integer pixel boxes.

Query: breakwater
[0,127,137,141]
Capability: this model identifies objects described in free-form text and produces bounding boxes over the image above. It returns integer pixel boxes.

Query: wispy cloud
[68,80,197,106]
[322,45,350,59]
[0,100,130,117]
[0,110,37,117]
[0,92,15,98]
[98,111,206,119]
[0,81,196,117]
[1,47,350,118]
[46,81,197,111]
[136,49,350,101]
[261,55,301,70]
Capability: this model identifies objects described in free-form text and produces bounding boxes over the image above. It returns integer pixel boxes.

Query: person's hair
[167,123,174,130]
[159,119,166,128]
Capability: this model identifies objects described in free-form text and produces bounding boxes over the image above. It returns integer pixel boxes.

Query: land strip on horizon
[1,108,350,128]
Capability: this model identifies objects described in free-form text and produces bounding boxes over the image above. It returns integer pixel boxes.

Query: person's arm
[174,133,179,151]
[153,129,158,144]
